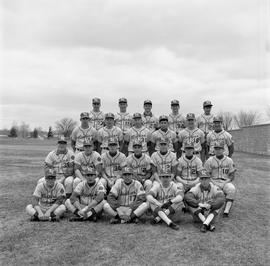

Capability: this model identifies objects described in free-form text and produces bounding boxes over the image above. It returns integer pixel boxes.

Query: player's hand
[161,200,173,209]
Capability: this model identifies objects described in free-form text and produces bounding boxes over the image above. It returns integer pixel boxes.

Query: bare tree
[18,122,30,138]
[234,110,260,128]
[217,111,234,130]
[55,118,77,138]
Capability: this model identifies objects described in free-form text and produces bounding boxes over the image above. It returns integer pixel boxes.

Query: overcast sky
[1,0,269,130]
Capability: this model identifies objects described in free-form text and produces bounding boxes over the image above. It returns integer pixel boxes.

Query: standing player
[178,113,205,159]
[168,100,186,134]
[184,169,225,232]
[124,113,151,155]
[115,98,132,135]
[71,112,98,153]
[26,169,66,222]
[175,142,203,194]
[103,167,148,224]
[142,100,159,133]
[151,115,177,153]
[100,138,127,191]
[207,116,234,158]
[89,97,105,131]
[146,171,183,230]
[151,139,178,183]
[73,140,102,189]
[197,101,214,162]
[65,170,106,222]
[97,113,123,154]
[126,140,154,192]
[204,141,236,217]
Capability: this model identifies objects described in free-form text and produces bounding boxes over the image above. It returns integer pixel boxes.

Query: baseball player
[41,136,75,198]
[89,97,105,130]
[204,141,236,217]
[73,139,102,190]
[71,112,98,153]
[197,101,214,162]
[146,171,183,230]
[184,169,225,232]
[100,138,127,191]
[26,169,66,222]
[124,113,151,155]
[65,170,106,222]
[151,115,178,153]
[115,98,132,135]
[142,100,159,133]
[150,138,178,183]
[126,140,154,192]
[168,100,186,134]
[178,113,205,159]
[97,113,123,154]
[175,141,203,194]
[207,116,234,158]
[103,167,148,224]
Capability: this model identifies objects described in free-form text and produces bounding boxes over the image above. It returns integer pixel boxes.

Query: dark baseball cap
[203,100,213,107]
[213,116,223,122]
[144,99,152,105]
[45,169,56,178]
[159,115,168,122]
[186,113,195,120]
[83,139,93,146]
[199,169,210,179]
[92,98,101,104]
[58,135,67,144]
[171,100,179,106]
[133,113,142,119]
[133,140,142,147]
[214,141,225,149]
[80,112,90,119]
[119,98,127,103]
[184,141,194,149]
[105,113,115,119]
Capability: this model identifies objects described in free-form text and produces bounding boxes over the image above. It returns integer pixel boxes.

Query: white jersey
[151,129,177,151]
[151,151,178,175]
[207,130,233,156]
[142,114,158,133]
[197,114,214,134]
[71,126,97,150]
[97,126,123,149]
[115,112,132,134]
[168,113,186,134]
[125,126,151,152]
[178,128,205,152]
[89,111,105,130]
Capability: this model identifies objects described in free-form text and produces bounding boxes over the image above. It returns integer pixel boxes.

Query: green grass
[0,138,269,266]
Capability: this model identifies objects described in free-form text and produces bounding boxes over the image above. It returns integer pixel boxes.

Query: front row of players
[26,139,236,232]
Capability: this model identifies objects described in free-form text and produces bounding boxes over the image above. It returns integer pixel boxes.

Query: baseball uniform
[97,126,123,151]
[151,129,177,152]
[71,126,97,151]
[197,114,214,135]
[89,111,105,130]
[115,112,132,134]
[168,113,186,134]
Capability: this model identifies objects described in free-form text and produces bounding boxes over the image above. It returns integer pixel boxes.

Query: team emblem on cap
[119,98,127,103]
[45,168,57,177]
[58,135,67,143]
[213,116,223,122]
[105,113,115,119]
[171,100,179,105]
[186,113,195,120]
[133,113,142,119]
[203,100,213,107]
[80,112,90,119]
[159,115,168,122]
[144,99,152,105]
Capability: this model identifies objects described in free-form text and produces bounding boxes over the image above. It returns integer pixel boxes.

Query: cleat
[200,224,207,233]
[169,222,179,230]
[30,215,39,222]
[51,216,60,222]
[207,224,215,231]
[128,217,139,224]
[110,217,121,224]
[150,218,159,225]
[223,213,229,218]
[69,216,85,222]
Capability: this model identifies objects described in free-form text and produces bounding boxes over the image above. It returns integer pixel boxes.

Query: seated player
[175,141,203,193]
[26,169,66,222]
[100,138,127,191]
[126,140,154,192]
[103,167,148,224]
[146,171,183,230]
[184,169,225,232]
[204,141,236,217]
[65,170,106,222]
[73,139,102,189]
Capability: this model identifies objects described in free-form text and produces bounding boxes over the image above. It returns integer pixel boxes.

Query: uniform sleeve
[178,130,184,142]
[146,129,151,142]
[177,158,183,172]
[33,184,42,198]
[74,153,81,166]
[184,190,199,208]
[136,182,145,196]
[150,154,157,167]
[45,151,54,166]
[70,127,77,141]
[93,128,98,141]
[228,158,235,174]
[124,129,131,142]
[148,183,159,198]
[172,153,178,167]
[204,158,211,173]
[200,129,205,143]
[74,182,84,195]
[226,132,233,146]
[206,133,211,145]
[110,180,120,198]
[118,128,123,142]
[172,131,177,143]
[196,158,204,172]
[97,129,103,143]
[94,153,102,166]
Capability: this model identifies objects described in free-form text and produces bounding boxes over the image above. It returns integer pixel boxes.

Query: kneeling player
[65,170,106,221]
[103,167,148,224]
[204,141,236,217]
[26,169,66,222]
[184,170,225,232]
[147,172,183,230]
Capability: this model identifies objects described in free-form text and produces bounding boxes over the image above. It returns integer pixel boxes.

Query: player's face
[160,175,171,187]
[214,147,224,156]
[214,121,222,131]
[200,177,210,189]
[45,177,56,188]
[185,148,194,156]
[81,117,89,127]
[171,105,179,113]
[203,106,212,115]
[105,118,114,128]
[144,104,152,113]
[187,119,195,128]
[92,102,100,111]
[108,143,118,153]
[57,142,67,153]
[84,145,93,154]
[160,143,168,153]
[159,120,168,130]
[119,102,127,112]
[122,173,133,184]
[85,173,96,184]
[133,118,142,127]
[133,145,142,155]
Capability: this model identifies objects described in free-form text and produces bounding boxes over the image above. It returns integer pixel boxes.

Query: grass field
[0,138,269,266]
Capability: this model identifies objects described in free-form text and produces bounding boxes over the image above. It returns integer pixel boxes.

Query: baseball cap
[184,141,194,149]
[83,139,93,146]
[186,113,195,120]
[92,98,101,104]
[171,100,179,106]
[203,100,213,107]
[159,115,168,122]
[122,167,133,175]
[119,98,127,103]
[159,170,171,177]
[58,135,67,144]
[144,99,152,105]
[45,169,56,178]
[199,169,210,179]
[85,170,97,176]
[133,113,142,119]
[108,138,118,145]
[80,112,90,119]
[105,113,115,119]
[159,138,168,145]
[213,116,223,122]
[214,141,225,149]
[133,140,142,147]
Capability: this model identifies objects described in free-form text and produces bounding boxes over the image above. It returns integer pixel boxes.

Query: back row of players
[26,97,236,233]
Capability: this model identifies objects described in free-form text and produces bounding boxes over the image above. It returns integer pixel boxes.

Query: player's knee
[153,206,162,216]
[224,183,236,200]
[144,180,152,192]
[26,204,35,216]
[54,204,66,216]
[99,178,107,188]
[73,178,81,190]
